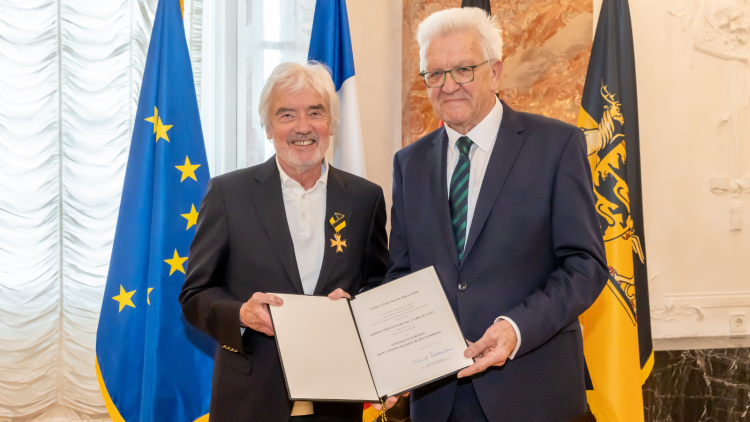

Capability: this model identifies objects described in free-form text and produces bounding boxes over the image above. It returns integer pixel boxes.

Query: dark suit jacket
[179,156,388,422]
[387,101,608,422]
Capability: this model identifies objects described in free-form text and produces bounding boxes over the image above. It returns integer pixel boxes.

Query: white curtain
[237,0,316,168]
[0,1,202,420]
[183,0,203,107]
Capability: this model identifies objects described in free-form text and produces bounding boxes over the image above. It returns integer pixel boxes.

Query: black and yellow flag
[461,0,491,13]
[577,0,653,420]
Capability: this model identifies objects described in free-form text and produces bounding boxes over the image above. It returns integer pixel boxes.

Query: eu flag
[95,1,215,421]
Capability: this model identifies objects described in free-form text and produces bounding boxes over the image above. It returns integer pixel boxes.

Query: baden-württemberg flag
[577,0,653,420]
[95,1,215,421]
[308,0,367,177]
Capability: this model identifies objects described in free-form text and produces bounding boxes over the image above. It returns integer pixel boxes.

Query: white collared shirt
[444,97,521,360]
[445,96,504,242]
[277,157,328,417]
[277,157,329,297]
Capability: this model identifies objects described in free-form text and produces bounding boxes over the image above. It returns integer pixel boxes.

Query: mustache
[287,132,319,143]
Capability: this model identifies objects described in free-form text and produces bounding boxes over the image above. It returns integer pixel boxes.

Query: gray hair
[259,61,339,132]
[416,7,503,71]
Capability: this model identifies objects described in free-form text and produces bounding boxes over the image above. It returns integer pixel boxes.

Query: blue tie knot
[457,136,473,156]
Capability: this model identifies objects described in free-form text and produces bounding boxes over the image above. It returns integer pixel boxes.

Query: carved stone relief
[669,0,750,230]
[649,266,750,337]
[649,271,706,323]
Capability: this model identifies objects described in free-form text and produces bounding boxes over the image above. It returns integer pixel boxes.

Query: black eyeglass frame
[419,60,491,88]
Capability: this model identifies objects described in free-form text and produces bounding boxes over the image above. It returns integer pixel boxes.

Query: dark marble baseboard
[643,347,750,422]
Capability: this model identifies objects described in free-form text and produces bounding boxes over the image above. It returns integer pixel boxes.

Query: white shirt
[444,97,521,360]
[277,156,328,416]
[277,157,328,296]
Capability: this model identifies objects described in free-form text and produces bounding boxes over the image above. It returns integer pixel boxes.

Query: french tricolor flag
[308,0,367,178]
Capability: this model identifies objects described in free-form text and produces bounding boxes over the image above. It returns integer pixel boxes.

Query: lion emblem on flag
[581,82,645,265]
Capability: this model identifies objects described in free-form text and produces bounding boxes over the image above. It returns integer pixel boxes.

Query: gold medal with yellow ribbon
[329,213,347,253]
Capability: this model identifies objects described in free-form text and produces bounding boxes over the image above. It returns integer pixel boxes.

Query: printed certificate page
[350,267,474,397]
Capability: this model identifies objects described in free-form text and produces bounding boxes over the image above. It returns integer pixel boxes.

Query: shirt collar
[276,156,329,192]
[445,96,503,153]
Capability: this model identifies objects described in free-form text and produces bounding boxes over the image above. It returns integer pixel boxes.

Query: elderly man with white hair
[179,61,388,422]
[382,7,607,422]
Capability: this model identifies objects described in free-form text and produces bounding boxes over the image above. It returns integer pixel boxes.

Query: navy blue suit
[387,102,608,422]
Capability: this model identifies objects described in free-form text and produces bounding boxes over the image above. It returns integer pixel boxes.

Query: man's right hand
[240,292,283,336]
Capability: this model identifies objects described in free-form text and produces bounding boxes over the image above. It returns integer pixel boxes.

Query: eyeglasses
[419,61,490,88]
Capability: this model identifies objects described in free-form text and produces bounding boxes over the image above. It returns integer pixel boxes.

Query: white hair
[416,7,503,71]
[259,61,339,132]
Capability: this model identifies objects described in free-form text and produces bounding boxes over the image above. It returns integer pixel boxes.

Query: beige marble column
[402,0,593,147]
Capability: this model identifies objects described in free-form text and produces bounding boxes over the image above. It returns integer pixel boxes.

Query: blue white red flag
[308,0,367,177]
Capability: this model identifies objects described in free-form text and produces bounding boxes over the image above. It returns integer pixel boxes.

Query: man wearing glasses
[381,7,608,422]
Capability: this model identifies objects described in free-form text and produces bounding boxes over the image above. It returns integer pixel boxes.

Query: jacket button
[458,283,467,291]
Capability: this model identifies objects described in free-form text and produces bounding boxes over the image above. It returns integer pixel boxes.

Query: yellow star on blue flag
[164,249,188,275]
[145,107,173,142]
[96,1,215,421]
[176,156,201,182]
[112,285,136,312]
[181,204,199,230]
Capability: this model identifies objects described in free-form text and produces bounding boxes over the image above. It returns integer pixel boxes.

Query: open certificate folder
[268,267,474,402]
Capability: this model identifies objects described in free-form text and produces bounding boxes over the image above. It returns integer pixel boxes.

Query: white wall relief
[709,174,750,229]
[669,0,750,231]
[650,272,706,323]
[649,269,750,337]
[630,0,750,339]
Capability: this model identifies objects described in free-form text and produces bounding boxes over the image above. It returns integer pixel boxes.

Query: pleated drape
[0,1,202,420]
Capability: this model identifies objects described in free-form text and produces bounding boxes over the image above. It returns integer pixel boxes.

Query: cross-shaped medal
[330,233,347,253]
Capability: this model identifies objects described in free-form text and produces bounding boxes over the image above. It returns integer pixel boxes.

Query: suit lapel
[461,102,526,267]
[313,167,353,295]
[251,156,305,294]
[429,129,461,269]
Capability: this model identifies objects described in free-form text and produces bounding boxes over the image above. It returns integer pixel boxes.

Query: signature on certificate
[412,347,454,364]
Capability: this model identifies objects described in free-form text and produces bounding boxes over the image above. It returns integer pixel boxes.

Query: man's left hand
[457,320,517,378]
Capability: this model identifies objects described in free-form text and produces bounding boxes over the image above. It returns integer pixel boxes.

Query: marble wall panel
[402,0,593,147]
[402,0,460,148]
[643,348,750,422]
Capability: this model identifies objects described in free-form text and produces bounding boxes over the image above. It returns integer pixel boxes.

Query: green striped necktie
[449,136,473,261]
